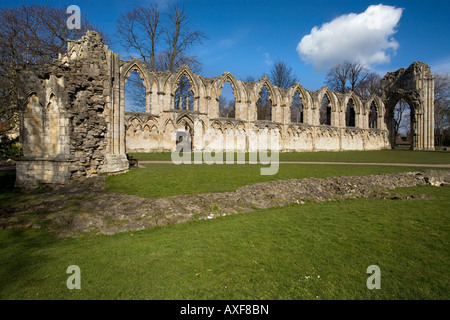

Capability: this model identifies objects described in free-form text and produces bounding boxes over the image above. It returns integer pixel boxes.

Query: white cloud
[297,4,403,71]
[218,38,237,48]
[257,47,273,66]
[264,52,273,66]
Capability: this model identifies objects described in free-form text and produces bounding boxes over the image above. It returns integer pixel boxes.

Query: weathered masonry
[16,31,128,185]
[16,31,435,186]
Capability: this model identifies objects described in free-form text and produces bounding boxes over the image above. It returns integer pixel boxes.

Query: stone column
[145,90,151,113]
[428,76,435,149]
[102,49,129,173]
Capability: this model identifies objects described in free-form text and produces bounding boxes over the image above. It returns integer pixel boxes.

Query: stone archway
[381,62,434,150]
[176,116,194,152]
[386,95,415,149]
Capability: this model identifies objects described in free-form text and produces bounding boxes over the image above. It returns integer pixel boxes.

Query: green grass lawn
[129,149,450,164]
[109,150,449,198]
[1,184,448,300]
[106,163,435,198]
[1,150,449,300]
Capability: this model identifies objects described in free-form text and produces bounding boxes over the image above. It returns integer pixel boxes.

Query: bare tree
[269,60,297,89]
[319,95,331,125]
[345,100,356,127]
[118,4,205,113]
[125,71,147,112]
[368,102,378,129]
[347,62,369,92]
[256,86,272,121]
[434,73,450,146]
[0,4,100,134]
[254,61,298,121]
[355,72,382,99]
[117,4,161,70]
[117,4,205,73]
[393,99,411,142]
[325,61,369,94]
[290,91,303,123]
[244,75,256,82]
[219,96,235,118]
[174,75,194,110]
[325,62,350,93]
[165,5,206,72]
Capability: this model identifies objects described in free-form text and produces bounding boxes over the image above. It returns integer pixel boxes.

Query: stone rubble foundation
[1,169,448,237]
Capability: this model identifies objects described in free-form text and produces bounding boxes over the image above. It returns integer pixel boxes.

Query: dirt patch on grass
[0,170,449,237]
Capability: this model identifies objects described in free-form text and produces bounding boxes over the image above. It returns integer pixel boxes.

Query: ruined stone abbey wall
[15,31,435,186]
[122,61,390,153]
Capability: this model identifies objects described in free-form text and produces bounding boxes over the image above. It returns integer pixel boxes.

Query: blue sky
[2,0,450,91]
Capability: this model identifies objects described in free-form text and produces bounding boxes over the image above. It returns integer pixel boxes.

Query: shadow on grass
[0,170,59,296]
[0,169,17,195]
[0,228,58,295]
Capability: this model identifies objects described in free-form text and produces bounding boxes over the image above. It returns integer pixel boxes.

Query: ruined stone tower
[16,31,129,186]
[381,61,435,150]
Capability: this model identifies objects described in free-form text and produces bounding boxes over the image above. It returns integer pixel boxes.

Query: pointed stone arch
[344,95,357,128]
[366,96,384,129]
[22,91,42,111]
[176,114,194,145]
[149,124,159,135]
[317,87,336,126]
[164,118,175,128]
[224,121,235,130]
[121,59,152,113]
[236,121,246,131]
[46,91,58,111]
[214,73,240,119]
[366,96,384,115]
[288,83,311,109]
[210,119,223,131]
[44,93,60,156]
[162,119,175,148]
[122,59,150,84]
[384,91,420,149]
[170,64,200,97]
[343,92,363,114]
[128,116,144,129]
[168,65,203,112]
[288,84,311,124]
[255,77,278,121]
[143,116,158,126]
[176,114,194,128]
[21,92,43,156]
[316,86,338,112]
[255,76,279,106]
[215,72,242,102]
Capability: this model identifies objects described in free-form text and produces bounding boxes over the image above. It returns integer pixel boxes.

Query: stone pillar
[234,100,243,120]
[428,74,435,150]
[145,90,152,113]
[249,100,257,122]
[304,106,313,126]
